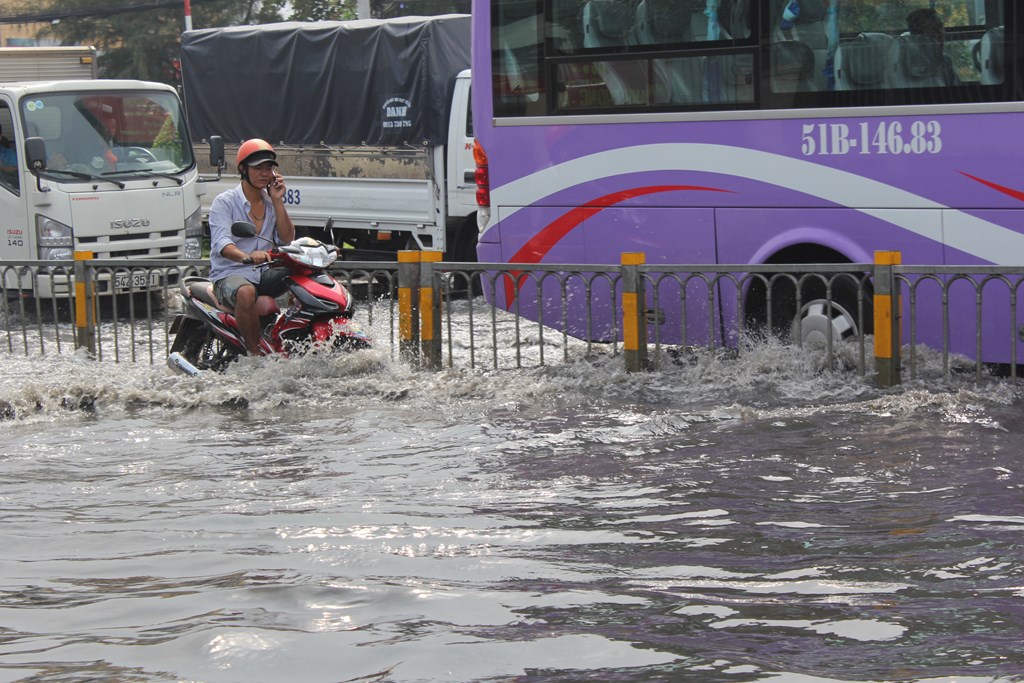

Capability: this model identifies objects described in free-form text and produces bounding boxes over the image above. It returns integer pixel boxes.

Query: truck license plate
[113,271,157,290]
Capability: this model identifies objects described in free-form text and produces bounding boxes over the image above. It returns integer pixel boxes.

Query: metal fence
[2,254,1023,385]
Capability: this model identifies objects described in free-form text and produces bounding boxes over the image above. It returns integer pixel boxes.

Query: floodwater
[0,315,1022,683]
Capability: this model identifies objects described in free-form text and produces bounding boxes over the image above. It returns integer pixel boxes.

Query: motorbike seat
[187,279,279,316]
[188,280,221,309]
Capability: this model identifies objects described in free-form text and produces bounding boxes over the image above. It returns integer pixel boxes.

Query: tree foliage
[12,0,470,84]
[15,0,362,84]
[288,0,358,22]
[371,0,469,18]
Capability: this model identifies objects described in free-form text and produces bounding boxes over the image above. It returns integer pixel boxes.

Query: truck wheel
[445,221,480,296]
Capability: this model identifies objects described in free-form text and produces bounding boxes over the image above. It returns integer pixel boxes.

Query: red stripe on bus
[502,185,729,307]
[960,172,1024,202]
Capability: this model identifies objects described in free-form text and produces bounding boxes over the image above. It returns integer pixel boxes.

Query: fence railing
[2,251,1022,386]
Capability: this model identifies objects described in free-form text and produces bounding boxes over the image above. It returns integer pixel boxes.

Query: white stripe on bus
[492,143,1024,266]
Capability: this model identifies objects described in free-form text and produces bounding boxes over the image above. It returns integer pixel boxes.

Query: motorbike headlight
[36,215,73,261]
[184,207,204,259]
[296,244,337,269]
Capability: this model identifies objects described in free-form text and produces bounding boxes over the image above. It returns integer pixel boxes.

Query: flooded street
[0,333,1022,682]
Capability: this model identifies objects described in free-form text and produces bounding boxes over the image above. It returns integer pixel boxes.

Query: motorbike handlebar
[242,250,279,267]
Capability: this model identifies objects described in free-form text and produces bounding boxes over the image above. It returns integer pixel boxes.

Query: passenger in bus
[906,8,945,43]
[904,7,960,86]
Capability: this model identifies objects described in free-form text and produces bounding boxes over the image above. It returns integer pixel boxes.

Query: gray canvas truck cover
[180,14,470,147]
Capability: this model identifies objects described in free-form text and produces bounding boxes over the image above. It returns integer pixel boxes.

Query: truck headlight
[184,207,204,259]
[36,216,73,260]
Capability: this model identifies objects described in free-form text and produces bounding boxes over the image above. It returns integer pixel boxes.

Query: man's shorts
[213,268,289,309]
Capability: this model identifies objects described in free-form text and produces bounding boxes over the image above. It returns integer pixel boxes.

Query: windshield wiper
[41,168,126,189]
[103,168,184,186]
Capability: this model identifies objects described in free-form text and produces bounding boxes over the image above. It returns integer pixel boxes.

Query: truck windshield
[21,89,193,178]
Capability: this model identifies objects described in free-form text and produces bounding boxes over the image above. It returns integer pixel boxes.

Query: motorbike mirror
[231,221,257,238]
[325,217,334,231]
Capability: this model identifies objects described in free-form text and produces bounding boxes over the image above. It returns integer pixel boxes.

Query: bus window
[494,0,1014,117]
[835,1,1000,87]
[494,0,545,116]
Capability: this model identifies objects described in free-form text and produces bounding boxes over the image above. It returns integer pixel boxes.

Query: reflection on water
[0,343,1021,683]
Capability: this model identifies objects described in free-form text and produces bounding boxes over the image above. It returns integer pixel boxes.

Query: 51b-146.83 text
[801,120,942,156]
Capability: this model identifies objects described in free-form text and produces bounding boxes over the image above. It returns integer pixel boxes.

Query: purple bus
[471,0,1024,363]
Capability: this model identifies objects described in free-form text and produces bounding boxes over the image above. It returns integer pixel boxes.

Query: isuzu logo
[110,218,151,229]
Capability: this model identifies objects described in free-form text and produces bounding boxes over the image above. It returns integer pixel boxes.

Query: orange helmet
[236,139,278,168]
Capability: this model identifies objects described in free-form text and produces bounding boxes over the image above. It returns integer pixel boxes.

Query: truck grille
[76,230,184,259]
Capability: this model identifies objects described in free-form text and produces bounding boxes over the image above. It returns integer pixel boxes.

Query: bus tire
[790,275,873,346]
[746,273,872,344]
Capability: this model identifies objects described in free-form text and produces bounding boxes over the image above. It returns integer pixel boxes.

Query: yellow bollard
[873,250,902,387]
[419,250,443,369]
[397,250,421,361]
[621,252,648,372]
[73,251,96,355]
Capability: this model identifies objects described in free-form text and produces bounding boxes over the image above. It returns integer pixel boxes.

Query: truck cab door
[447,71,477,221]
[0,96,29,261]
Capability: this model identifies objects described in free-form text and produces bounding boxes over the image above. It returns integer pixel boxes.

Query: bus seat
[979,26,1005,85]
[726,0,751,40]
[633,0,702,104]
[834,32,896,90]
[771,40,817,93]
[582,0,637,48]
[634,0,691,46]
[688,0,708,41]
[772,0,827,46]
[583,0,647,104]
[893,33,949,88]
[552,0,585,54]
[650,57,705,105]
[707,54,753,104]
[772,0,828,89]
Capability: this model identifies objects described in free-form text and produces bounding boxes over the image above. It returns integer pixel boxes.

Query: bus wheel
[790,277,872,346]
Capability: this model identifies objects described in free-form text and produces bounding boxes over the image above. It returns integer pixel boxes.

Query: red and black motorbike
[168,220,370,375]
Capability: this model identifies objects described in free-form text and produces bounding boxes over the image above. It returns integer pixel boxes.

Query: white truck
[0,46,99,82]
[0,79,208,298]
[180,14,479,262]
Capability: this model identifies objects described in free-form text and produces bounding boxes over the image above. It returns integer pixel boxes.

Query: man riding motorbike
[207,139,296,355]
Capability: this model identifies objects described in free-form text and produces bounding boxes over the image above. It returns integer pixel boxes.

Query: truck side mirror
[208,135,224,171]
[25,137,50,193]
[25,136,47,170]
